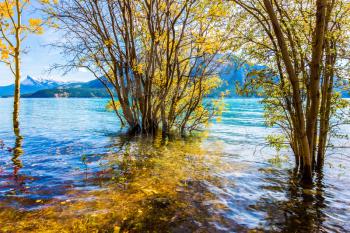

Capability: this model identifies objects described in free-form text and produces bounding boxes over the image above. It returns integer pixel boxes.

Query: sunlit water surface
[0,98,349,232]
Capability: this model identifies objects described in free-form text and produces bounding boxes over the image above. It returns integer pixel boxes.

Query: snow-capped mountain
[0,76,64,97]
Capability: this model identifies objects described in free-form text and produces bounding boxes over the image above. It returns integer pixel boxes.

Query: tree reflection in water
[0,132,348,232]
[0,133,237,232]
[249,168,343,232]
[12,134,23,176]
[12,126,27,195]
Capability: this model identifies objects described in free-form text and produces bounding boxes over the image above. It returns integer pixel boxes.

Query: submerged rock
[150,197,171,209]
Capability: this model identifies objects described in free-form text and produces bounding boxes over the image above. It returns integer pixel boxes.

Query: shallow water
[0,98,349,232]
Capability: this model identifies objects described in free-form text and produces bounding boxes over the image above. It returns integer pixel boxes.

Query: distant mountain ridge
[21,78,111,98]
[1,69,245,98]
[0,76,110,98]
[24,87,110,98]
[0,76,64,97]
[1,71,348,98]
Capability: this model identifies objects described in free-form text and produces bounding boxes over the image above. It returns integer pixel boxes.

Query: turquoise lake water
[0,98,349,232]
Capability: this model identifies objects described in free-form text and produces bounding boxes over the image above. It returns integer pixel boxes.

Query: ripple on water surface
[0,98,349,232]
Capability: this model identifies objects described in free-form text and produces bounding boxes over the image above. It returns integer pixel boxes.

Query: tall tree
[47,0,234,135]
[233,0,350,183]
[0,0,49,136]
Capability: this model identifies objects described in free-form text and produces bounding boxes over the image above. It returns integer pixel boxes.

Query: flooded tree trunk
[263,0,313,184]
[317,80,332,171]
[161,103,169,137]
[317,47,335,171]
[13,62,20,137]
[317,0,336,172]
[291,138,300,171]
[306,0,327,161]
[142,119,158,136]
[13,0,22,138]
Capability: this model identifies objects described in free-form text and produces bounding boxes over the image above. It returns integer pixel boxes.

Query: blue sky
[0,5,95,86]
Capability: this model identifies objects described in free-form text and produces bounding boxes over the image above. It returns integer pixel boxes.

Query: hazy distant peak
[0,75,65,97]
[21,76,40,86]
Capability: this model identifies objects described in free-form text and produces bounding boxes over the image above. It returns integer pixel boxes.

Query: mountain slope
[21,77,112,98]
[0,76,63,97]
[3,69,348,98]
[22,87,111,98]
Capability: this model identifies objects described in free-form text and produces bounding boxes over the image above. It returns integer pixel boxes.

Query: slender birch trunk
[13,0,22,138]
